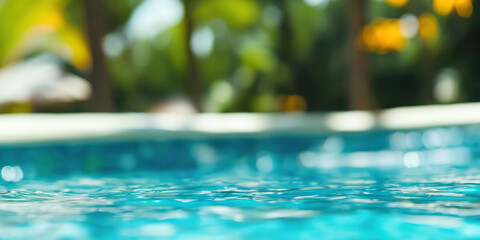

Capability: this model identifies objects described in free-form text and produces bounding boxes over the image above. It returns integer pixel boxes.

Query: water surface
[1,167,480,239]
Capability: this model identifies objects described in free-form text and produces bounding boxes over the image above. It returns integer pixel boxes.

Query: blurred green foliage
[0,0,479,112]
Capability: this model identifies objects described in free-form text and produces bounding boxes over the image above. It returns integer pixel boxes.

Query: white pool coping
[1,102,480,144]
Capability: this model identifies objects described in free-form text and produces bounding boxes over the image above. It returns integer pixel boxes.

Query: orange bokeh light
[456,0,473,18]
[360,18,408,54]
[434,0,473,18]
[277,94,307,113]
[433,0,455,16]
[419,13,439,40]
[385,0,408,8]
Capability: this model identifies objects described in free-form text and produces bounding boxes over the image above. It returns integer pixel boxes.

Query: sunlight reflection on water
[1,168,480,239]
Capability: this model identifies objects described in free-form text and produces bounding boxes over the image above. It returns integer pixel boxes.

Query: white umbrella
[0,55,91,106]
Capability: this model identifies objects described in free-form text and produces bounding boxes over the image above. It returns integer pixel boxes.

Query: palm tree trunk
[346,0,375,110]
[82,0,113,112]
[183,0,203,112]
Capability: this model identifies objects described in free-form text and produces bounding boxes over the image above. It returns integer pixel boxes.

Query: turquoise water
[2,168,480,239]
[2,126,480,239]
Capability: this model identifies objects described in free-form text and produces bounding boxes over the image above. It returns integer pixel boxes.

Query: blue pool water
[2,126,480,239]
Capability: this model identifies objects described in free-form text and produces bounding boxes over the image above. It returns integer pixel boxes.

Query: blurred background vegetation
[0,0,478,113]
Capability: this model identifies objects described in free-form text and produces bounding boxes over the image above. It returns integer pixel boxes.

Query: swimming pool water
[1,167,480,239]
[2,126,480,239]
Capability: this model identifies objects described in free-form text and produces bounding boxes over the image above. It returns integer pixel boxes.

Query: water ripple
[1,168,480,239]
